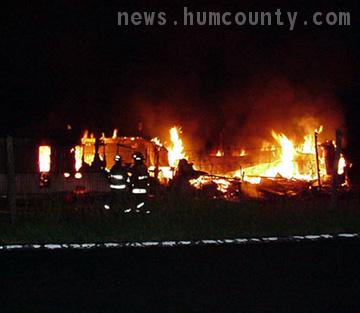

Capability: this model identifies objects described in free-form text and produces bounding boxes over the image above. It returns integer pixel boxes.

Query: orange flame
[232,149,247,157]
[190,175,231,193]
[216,150,224,157]
[261,142,276,151]
[151,137,163,147]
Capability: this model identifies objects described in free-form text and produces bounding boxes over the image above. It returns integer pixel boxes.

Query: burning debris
[161,124,350,198]
[34,119,351,200]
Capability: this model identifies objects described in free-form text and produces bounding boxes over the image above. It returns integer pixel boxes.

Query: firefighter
[129,152,150,214]
[104,155,130,212]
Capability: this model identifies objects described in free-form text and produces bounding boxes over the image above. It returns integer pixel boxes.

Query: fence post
[6,135,16,224]
[331,129,342,207]
[314,130,322,191]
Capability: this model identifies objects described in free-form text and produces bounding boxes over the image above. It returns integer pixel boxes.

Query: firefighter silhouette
[170,159,204,194]
[129,152,150,214]
[104,155,130,212]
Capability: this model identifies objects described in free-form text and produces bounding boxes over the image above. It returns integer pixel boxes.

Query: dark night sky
[3,1,359,158]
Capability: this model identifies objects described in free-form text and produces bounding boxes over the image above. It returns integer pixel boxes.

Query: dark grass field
[1,239,360,312]
[0,192,359,244]
[2,191,360,312]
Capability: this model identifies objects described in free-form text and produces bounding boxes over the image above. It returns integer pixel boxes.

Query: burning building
[73,129,169,174]
[186,125,349,198]
[0,118,351,200]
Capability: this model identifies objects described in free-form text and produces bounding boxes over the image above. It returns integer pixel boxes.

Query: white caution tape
[132,188,147,194]
[0,233,359,251]
[262,237,278,241]
[44,244,63,249]
[305,235,321,240]
[136,202,145,209]
[111,175,124,180]
[338,233,357,238]
[110,184,127,190]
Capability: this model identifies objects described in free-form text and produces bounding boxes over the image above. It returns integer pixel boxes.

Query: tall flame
[167,126,187,167]
[74,145,83,171]
[39,145,51,173]
[338,154,346,175]
[264,131,296,179]
[300,126,322,154]
[300,134,316,154]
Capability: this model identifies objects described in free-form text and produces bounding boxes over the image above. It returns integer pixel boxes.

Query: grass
[0,192,359,244]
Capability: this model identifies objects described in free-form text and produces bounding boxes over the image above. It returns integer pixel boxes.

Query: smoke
[119,76,219,151]
[122,75,344,152]
[107,28,350,151]
[220,76,345,149]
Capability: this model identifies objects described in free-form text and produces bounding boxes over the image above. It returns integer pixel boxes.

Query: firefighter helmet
[115,155,121,162]
[133,152,144,162]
